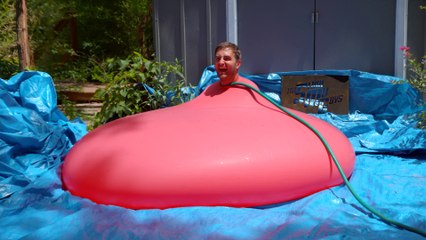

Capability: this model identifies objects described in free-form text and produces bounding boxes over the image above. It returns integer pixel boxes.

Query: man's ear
[236,60,241,70]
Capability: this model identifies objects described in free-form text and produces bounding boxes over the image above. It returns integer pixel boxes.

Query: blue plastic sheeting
[0,71,87,199]
[1,70,425,239]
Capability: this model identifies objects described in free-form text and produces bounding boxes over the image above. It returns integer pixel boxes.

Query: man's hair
[215,41,241,61]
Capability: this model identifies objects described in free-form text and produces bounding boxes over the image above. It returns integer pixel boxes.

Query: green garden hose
[229,81,426,238]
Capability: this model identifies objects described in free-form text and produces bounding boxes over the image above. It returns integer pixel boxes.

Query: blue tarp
[0,70,425,239]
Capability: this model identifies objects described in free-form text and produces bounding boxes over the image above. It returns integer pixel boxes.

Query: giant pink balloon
[62,77,355,209]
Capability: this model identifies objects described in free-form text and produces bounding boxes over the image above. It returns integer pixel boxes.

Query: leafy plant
[400,46,426,92]
[91,52,193,128]
[0,57,19,79]
[0,0,19,78]
[400,46,426,129]
[57,93,79,120]
[24,0,154,84]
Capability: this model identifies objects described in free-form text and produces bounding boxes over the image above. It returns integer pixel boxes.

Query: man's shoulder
[235,76,259,90]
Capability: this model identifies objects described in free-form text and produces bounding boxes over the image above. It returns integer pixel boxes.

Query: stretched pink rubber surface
[62,77,355,209]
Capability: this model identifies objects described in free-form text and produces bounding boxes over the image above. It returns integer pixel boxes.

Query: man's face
[214,47,241,85]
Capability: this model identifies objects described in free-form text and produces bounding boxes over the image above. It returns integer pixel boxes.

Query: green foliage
[418,111,426,129]
[405,54,426,93]
[0,0,19,78]
[399,5,426,129]
[406,55,426,129]
[57,93,79,120]
[91,52,192,128]
[401,46,426,129]
[0,0,164,129]
[73,0,153,57]
[0,57,19,79]
[26,0,154,83]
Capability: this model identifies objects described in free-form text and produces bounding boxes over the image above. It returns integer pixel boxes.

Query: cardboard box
[281,75,349,114]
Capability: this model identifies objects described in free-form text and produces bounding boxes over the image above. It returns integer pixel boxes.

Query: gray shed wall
[154,0,425,85]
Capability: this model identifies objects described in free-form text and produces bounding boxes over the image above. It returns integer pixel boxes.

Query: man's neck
[220,74,240,85]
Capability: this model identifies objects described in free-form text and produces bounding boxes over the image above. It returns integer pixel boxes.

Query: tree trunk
[137,3,154,58]
[16,0,32,71]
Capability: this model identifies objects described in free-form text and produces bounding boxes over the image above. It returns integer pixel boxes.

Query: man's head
[214,42,241,85]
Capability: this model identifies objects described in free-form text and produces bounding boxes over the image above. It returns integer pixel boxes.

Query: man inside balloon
[214,41,243,85]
